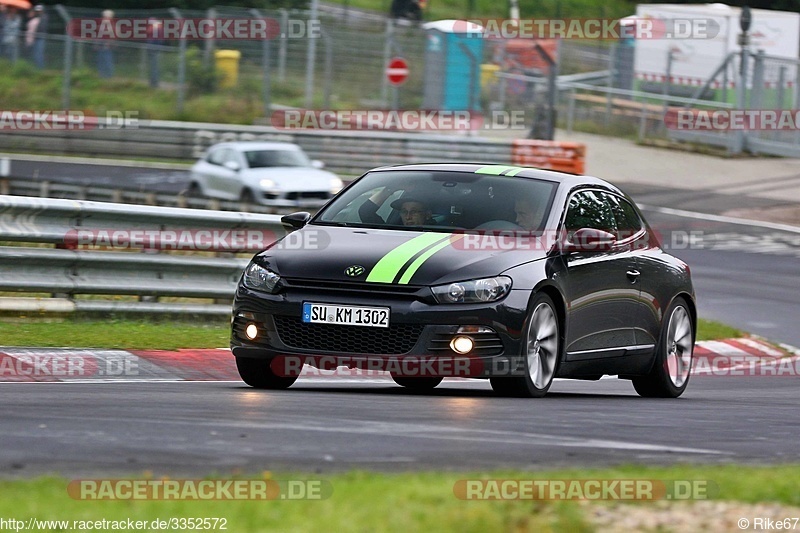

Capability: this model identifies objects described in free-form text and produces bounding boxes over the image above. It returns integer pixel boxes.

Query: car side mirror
[562,228,616,253]
[311,160,325,169]
[224,160,241,172]
[281,212,311,230]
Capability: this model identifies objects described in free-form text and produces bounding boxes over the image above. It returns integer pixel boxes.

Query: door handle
[626,270,641,282]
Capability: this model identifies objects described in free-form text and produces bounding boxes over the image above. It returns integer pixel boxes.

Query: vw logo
[344,265,365,277]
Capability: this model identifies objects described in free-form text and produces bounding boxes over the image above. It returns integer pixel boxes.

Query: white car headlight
[329,177,343,194]
[259,179,276,189]
[243,262,281,293]
[431,276,512,304]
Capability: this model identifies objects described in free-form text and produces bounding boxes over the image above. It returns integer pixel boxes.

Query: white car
[189,142,343,207]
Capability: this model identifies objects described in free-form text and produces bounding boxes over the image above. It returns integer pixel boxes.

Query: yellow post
[215,50,242,88]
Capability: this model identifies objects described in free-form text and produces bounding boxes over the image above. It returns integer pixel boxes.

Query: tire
[186,182,202,198]
[391,375,443,390]
[632,298,694,398]
[490,293,560,398]
[240,189,256,207]
[236,357,297,389]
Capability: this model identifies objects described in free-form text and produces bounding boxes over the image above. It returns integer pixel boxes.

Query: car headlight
[259,179,276,189]
[243,262,281,293]
[431,276,512,304]
[329,177,343,194]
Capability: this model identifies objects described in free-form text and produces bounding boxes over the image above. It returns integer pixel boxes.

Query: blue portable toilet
[422,20,483,111]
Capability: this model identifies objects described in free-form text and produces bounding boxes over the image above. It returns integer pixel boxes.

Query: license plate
[302,302,390,328]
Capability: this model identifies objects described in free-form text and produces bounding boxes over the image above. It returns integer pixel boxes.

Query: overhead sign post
[386,57,409,110]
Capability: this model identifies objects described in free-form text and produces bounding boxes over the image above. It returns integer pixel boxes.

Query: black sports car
[231,164,695,398]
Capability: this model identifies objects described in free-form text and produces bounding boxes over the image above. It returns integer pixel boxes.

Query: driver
[391,196,433,226]
[358,187,435,226]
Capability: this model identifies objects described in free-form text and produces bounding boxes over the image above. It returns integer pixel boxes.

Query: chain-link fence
[7,5,799,158]
[1,6,617,127]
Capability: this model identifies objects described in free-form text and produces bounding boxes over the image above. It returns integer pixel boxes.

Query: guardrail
[0,176,313,215]
[0,195,286,316]
[0,120,516,177]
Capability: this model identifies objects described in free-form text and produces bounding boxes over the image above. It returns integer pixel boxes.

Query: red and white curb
[0,339,798,383]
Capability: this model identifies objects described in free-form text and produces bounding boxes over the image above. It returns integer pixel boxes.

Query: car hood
[243,167,337,191]
[256,225,549,286]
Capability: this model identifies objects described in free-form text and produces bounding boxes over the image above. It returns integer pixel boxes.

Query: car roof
[368,163,624,195]
[208,141,302,151]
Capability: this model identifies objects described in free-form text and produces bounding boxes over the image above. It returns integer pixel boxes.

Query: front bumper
[230,284,532,378]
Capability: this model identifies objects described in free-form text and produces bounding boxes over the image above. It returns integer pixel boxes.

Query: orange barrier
[511,140,586,175]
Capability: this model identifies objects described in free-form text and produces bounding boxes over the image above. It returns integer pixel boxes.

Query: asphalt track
[1,157,798,476]
[1,375,797,477]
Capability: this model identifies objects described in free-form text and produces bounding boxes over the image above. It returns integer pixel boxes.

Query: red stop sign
[386,57,409,86]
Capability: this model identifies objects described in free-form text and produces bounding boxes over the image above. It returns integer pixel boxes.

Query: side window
[206,148,225,166]
[564,191,616,237]
[606,195,643,240]
[221,149,240,167]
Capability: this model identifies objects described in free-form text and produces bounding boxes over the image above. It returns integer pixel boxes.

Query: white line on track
[639,204,800,234]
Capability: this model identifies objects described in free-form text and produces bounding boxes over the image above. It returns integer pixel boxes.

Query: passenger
[514,197,545,231]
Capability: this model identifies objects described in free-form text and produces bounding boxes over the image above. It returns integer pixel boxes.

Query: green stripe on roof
[474,165,517,175]
[505,167,527,176]
[366,233,450,283]
[398,235,463,285]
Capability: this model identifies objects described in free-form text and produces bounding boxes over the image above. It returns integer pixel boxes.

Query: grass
[1,465,799,531]
[0,60,308,126]
[0,318,229,350]
[696,319,742,342]
[0,317,746,350]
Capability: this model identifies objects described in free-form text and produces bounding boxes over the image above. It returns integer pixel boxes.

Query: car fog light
[450,335,474,354]
[245,323,259,340]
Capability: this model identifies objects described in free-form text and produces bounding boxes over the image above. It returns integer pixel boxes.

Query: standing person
[2,6,21,64]
[26,5,47,69]
[96,9,114,78]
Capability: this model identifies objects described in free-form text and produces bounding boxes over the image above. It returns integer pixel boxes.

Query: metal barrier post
[662,49,673,118]
[566,87,575,134]
[169,8,186,114]
[278,9,288,82]
[251,9,271,119]
[55,5,73,110]
[323,29,333,109]
[203,8,216,68]
[750,50,765,110]
[381,17,394,107]
[638,101,647,142]
[304,0,320,108]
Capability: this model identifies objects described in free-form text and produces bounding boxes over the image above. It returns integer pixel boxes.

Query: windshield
[315,170,558,232]
[244,149,311,168]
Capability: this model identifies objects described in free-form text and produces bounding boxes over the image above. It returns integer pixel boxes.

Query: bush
[185,45,220,95]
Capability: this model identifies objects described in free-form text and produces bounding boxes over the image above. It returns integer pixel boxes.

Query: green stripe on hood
[398,234,464,284]
[366,233,451,283]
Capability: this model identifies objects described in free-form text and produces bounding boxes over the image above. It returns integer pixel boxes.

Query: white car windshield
[244,150,311,168]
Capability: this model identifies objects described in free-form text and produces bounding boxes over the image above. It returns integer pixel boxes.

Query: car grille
[282,278,421,295]
[273,316,423,355]
[427,331,504,356]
